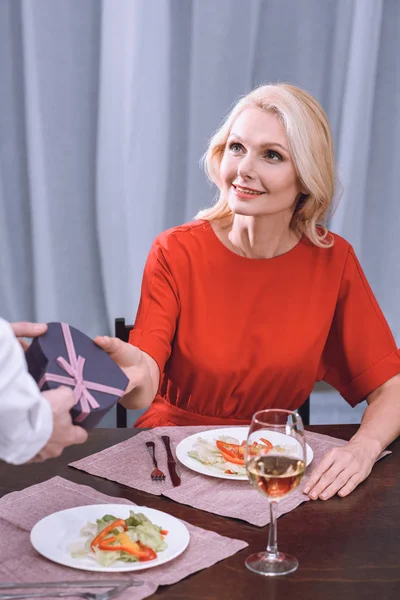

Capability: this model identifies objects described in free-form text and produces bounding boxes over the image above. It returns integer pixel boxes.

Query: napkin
[0,476,248,598]
[69,427,389,527]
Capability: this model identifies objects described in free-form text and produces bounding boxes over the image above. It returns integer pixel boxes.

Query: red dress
[130,220,400,427]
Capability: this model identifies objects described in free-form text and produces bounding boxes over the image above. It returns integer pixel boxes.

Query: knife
[0,579,143,590]
[161,435,181,487]
[0,581,134,600]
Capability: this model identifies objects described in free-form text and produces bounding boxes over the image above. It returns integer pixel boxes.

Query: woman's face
[220,107,303,219]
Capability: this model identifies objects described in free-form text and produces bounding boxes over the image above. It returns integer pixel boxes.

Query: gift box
[25,322,129,430]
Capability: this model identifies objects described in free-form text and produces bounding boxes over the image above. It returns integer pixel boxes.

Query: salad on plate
[69,510,168,567]
[187,435,276,476]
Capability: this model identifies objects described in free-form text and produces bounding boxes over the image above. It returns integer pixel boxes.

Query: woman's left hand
[303,437,381,500]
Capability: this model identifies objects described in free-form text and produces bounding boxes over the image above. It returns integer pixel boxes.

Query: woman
[96,83,400,500]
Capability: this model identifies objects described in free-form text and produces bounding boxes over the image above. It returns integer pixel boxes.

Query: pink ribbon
[38,323,125,422]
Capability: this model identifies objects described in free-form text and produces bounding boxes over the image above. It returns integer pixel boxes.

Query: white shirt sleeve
[0,318,53,465]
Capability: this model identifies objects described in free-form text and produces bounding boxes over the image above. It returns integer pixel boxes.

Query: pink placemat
[70,427,389,527]
[0,476,248,598]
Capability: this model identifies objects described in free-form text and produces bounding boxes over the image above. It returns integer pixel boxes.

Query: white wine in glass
[245,409,306,576]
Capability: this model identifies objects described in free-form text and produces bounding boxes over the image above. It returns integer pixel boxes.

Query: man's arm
[0,318,87,464]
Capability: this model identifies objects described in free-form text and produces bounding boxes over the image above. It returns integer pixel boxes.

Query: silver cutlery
[0,580,134,600]
[0,580,141,590]
[161,435,181,487]
[145,441,166,481]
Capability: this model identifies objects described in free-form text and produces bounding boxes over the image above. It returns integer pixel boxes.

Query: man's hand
[29,386,88,462]
[10,321,47,350]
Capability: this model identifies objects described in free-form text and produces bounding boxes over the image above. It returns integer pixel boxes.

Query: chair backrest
[114,317,310,427]
[297,397,310,426]
[115,318,133,427]
[115,317,133,343]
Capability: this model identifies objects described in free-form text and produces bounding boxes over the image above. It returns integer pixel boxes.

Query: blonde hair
[196,83,336,247]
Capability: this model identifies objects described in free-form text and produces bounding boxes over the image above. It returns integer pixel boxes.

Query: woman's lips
[232,184,264,200]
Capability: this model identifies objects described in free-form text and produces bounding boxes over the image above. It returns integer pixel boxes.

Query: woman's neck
[225,214,300,259]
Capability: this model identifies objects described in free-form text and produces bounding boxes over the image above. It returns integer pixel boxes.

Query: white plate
[176,426,314,481]
[30,504,190,572]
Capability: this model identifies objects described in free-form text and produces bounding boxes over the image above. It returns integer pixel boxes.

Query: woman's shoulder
[297,229,356,280]
[152,220,211,253]
[307,228,353,259]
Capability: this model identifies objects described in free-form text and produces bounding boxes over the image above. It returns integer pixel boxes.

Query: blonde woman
[96,83,400,500]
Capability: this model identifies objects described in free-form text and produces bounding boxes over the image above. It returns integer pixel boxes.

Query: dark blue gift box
[25,322,129,430]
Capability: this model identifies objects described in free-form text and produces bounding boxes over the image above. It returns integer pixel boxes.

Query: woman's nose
[237,154,256,179]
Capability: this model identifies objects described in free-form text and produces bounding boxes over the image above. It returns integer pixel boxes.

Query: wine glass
[245,409,306,576]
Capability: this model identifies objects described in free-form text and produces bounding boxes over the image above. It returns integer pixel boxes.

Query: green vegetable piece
[125,511,151,527]
[102,514,118,522]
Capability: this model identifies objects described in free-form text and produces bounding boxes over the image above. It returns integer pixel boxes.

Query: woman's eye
[228,142,243,153]
[265,149,283,161]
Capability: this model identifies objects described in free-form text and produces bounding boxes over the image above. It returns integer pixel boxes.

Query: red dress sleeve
[318,247,400,405]
[128,240,180,375]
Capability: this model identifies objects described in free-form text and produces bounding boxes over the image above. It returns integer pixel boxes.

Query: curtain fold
[96,0,172,331]
[330,0,384,250]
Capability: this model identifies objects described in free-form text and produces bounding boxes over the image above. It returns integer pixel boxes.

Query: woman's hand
[304,374,400,500]
[303,436,381,500]
[94,336,159,408]
[94,336,145,392]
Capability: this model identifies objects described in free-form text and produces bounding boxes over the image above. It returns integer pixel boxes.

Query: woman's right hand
[94,336,159,408]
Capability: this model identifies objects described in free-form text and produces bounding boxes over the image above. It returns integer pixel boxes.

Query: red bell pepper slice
[216,438,272,465]
[99,538,157,562]
[216,441,245,465]
[260,438,273,452]
[90,519,127,550]
[219,448,244,465]
[99,534,157,562]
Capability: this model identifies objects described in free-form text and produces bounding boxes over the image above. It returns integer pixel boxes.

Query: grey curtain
[1,0,399,423]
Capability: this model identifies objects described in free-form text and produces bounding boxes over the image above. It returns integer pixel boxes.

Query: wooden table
[1,425,399,600]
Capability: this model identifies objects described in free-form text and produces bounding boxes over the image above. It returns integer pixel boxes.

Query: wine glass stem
[266,500,278,558]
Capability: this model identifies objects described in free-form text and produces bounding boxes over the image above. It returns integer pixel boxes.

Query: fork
[145,441,165,481]
[0,581,133,600]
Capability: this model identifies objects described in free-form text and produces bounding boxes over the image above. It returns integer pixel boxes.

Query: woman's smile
[232,184,265,199]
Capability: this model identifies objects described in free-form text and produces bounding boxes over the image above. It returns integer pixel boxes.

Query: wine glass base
[245,551,299,577]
